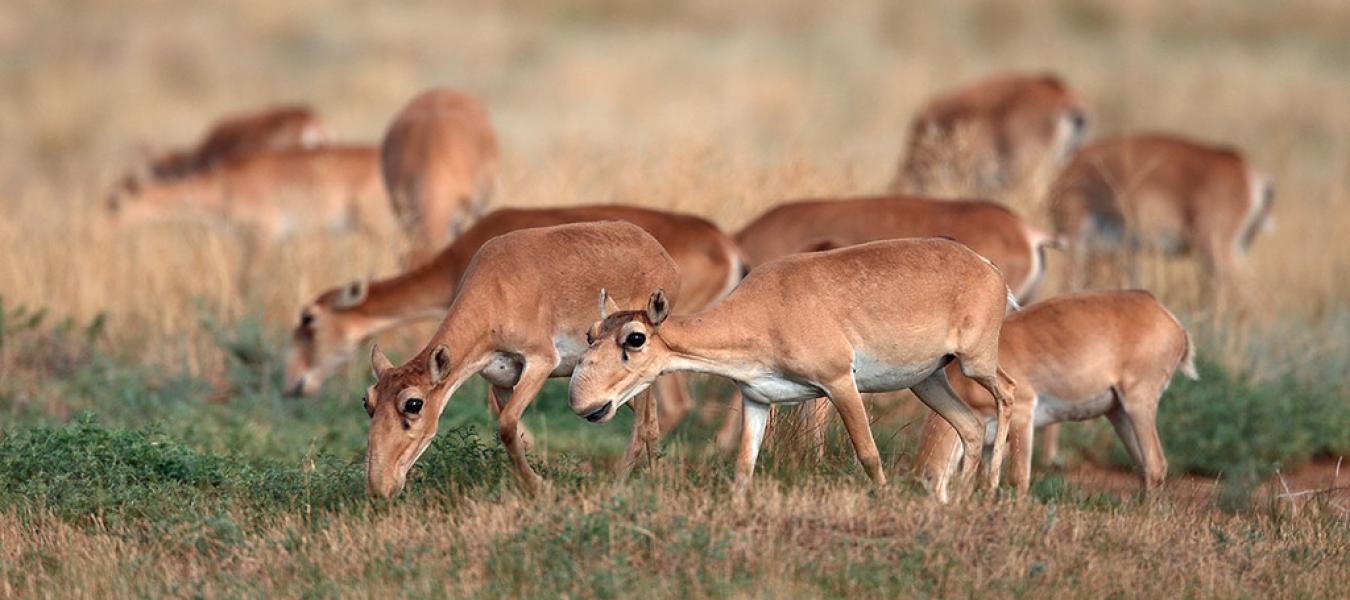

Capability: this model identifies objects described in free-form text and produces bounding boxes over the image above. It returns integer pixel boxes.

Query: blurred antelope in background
[142,104,330,179]
[106,145,392,245]
[362,222,681,497]
[893,73,1088,198]
[569,238,1020,497]
[1049,133,1275,289]
[381,87,499,266]
[735,194,1062,302]
[916,290,1196,501]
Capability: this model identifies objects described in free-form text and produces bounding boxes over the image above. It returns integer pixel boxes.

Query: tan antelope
[106,145,393,244]
[1049,133,1275,288]
[915,290,1197,502]
[569,238,1019,495]
[147,104,329,179]
[286,204,743,437]
[735,194,1062,301]
[381,88,499,265]
[893,73,1087,196]
[363,221,681,497]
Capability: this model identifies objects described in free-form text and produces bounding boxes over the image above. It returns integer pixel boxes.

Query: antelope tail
[1179,329,1199,380]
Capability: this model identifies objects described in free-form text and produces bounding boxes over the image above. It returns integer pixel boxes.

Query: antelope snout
[579,401,614,423]
[284,376,309,398]
[366,467,407,499]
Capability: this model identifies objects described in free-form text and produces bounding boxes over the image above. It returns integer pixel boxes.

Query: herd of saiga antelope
[106,73,1274,502]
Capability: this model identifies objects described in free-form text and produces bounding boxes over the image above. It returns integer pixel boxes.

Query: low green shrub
[0,413,512,532]
[1156,358,1348,480]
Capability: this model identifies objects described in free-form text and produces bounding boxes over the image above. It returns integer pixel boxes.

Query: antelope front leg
[495,359,555,495]
[1038,422,1063,468]
[822,379,886,487]
[911,371,985,494]
[733,397,771,495]
[653,373,693,436]
[915,411,963,503]
[489,385,534,452]
[1005,395,1037,496]
[617,389,660,480]
[714,388,744,452]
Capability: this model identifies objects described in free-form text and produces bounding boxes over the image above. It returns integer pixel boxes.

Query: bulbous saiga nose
[582,401,613,423]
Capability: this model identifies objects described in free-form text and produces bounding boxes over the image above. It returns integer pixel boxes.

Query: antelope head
[284,279,370,397]
[364,342,455,498]
[569,288,673,424]
[103,173,144,220]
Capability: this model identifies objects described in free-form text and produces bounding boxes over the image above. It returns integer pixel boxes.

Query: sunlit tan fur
[146,104,329,179]
[106,145,393,244]
[363,221,680,498]
[916,290,1198,501]
[735,194,1062,301]
[381,88,499,265]
[893,73,1088,196]
[570,238,1019,497]
[1049,133,1275,287]
[106,145,391,245]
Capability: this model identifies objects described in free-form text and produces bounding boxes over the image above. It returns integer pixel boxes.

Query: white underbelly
[1033,390,1116,427]
[852,351,945,394]
[740,375,820,404]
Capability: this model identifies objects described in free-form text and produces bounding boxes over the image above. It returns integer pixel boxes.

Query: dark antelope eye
[404,397,424,415]
[624,332,646,348]
[586,330,594,345]
[299,311,315,329]
[361,394,372,415]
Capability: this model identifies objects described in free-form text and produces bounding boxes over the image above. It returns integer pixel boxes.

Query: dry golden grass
[1,469,1346,597]
[2,0,1347,380]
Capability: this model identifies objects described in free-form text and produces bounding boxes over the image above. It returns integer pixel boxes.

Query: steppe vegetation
[1,0,1346,596]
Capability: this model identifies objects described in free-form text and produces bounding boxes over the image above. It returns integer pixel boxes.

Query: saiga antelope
[146,104,329,179]
[1049,133,1275,288]
[286,204,743,435]
[381,88,499,265]
[735,194,1062,302]
[363,221,680,497]
[916,290,1196,502]
[106,145,393,245]
[893,73,1087,197]
[569,238,1019,495]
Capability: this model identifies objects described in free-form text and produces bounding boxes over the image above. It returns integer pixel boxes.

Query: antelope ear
[371,344,394,378]
[336,279,369,309]
[597,288,621,320]
[645,288,671,326]
[428,344,452,385]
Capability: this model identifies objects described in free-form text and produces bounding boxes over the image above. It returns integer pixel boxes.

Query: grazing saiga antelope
[363,221,680,497]
[381,87,499,265]
[286,204,743,438]
[916,290,1197,502]
[1049,133,1275,288]
[735,194,1062,301]
[146,104,329,179]
[893,73,1088,196]
[106,145,393,244]
[569,238,1019,495]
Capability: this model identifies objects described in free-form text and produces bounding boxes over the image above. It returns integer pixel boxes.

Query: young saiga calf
[569,238,1018,495]
[916,290,1197,502]
[363,222,679,498]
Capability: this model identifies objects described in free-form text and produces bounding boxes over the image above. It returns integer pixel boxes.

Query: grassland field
[0,0,1347,597]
